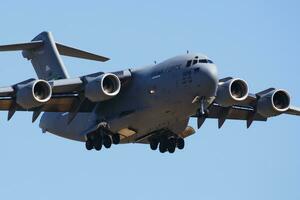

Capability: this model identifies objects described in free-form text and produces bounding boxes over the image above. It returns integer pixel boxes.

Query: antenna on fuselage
[154,60,157,64]
[187,50,189,54]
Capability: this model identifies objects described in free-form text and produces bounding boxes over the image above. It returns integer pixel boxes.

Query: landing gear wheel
[176,137,185,150]
[93,137,102,151]
[168,138,176,153]
[150,140,159,151]
[85,140,93,150]
[112,134,120,145]
[103,135,112,149]
[159,141,167,153]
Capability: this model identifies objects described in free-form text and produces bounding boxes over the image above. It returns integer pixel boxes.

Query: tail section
[23,31,69,80]
[0,31,110,81]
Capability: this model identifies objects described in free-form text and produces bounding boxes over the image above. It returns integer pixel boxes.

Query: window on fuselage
[192,59,198,65]
[199,59,208,64]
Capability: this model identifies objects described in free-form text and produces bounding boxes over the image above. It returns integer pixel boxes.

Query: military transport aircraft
[0,32,299,153]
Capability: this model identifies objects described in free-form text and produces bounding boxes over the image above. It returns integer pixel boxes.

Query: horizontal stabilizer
[0,37,109,62]
[0,41,43,51]
[56,43,109,62]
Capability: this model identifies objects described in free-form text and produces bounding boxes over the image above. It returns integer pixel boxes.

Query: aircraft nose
[198,64,218,97]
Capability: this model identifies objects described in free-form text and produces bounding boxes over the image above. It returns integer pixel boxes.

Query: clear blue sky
[0,1,299,200]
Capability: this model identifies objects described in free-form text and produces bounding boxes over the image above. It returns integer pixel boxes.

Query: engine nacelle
[215,78,249,107]
[257,89,290,117]
[85,73,121,102]
[16,80,52,109]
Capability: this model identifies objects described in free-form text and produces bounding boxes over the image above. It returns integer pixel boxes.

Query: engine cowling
[215,78,249,107]
[16,80,52,109]
[257,89,290,117]
[85,73,121,102]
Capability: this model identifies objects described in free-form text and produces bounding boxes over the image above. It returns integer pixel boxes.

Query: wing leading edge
[194,92,300,129]
[0,70,132,122]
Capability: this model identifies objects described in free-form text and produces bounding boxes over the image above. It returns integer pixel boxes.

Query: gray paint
[1,32,300,150]
[22,32,70,80]
[40,53,218,143]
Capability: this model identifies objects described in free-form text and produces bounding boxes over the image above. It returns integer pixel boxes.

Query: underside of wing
[207,103,266,121]
[0,69,132,122]
[0,94,95,120]
[193,77,300,129]
[285,106,300,116]
[202,103,267,129]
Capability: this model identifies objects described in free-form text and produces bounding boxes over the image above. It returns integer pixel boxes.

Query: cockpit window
[187,59,213,67]
[186,60,192,67]
[199,59,214,64]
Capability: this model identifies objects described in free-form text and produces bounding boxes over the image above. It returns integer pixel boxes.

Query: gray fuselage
[39,53,218,143]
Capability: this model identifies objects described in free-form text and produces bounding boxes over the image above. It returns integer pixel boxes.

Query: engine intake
[16,80,52,109]
[257,89,290,117]
[215,78,249,107]
[85,73,121,102]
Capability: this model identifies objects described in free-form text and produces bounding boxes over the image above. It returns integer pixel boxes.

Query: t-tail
[0,31,109,80]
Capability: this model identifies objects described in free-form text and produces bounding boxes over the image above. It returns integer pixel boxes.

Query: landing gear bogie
[84,124,120,151]
[150,135,185,154]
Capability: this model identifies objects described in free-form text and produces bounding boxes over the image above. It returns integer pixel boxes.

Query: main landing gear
[150,136,185,154]
[85,124,121,151]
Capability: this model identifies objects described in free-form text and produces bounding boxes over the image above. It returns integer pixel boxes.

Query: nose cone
[198,64,218,97]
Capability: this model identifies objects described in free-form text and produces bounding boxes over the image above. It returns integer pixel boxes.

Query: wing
[0,77,93,122]
[0,70,132,122]
[285,106,300,116]
[193,79,300,129]
[196,98,300,129]
[199,102,267,129]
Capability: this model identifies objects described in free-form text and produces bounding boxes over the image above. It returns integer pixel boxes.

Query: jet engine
[85,73,121,102]
[215,78,249,107]
[16,80,52,109]
[257,89,290,117]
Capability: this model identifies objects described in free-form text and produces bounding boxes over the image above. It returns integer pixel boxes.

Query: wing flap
[206,103,266,121]
[0,95,95,112]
